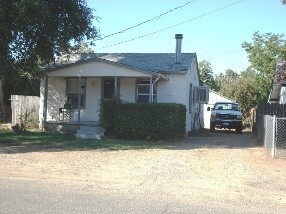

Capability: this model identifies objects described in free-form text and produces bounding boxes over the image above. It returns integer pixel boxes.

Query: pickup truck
[207,102,243,134]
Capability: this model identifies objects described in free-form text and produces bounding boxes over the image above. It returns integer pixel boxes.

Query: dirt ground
[0,129,286,211]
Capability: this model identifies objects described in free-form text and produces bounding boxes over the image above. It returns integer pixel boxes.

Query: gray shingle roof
[44,53,197,74]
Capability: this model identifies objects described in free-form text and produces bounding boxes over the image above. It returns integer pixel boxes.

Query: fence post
[272,115,276,158]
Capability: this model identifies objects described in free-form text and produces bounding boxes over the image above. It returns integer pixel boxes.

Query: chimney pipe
[175,34,183,64]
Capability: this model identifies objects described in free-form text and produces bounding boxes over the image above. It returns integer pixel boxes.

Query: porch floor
[44,121,100,126]
[42,121,101,135]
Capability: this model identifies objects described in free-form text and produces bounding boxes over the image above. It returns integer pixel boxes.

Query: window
[66,78,86,108]
[137,79,156,103]
[194,86,209,103]
[189,83,193,113]
[214,103,239,111]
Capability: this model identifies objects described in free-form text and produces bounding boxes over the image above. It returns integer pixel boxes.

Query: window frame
[66,77,86,109]
[136,78,157,103]
[194,86,209,104]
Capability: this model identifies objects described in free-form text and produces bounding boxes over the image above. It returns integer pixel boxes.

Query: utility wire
[198,50,245,57]
[95,0,245,51]
[97,1,196,40]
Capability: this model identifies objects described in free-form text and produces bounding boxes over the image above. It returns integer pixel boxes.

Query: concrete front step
[79,126,99,131]
[77,130,99,135]
[75,133,102,140]
[75,125,104,140]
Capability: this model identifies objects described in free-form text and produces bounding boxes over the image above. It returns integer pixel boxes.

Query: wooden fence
[250,103,286,132]
[11,95,40,126]
[257,103,286,117]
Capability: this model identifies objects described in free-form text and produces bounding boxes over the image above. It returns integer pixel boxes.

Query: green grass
[0,130,179,152]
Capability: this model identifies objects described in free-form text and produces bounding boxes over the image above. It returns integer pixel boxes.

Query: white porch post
[77,76,81,123]
[149,77,153,103]
[43,76,48,123]
[114,76,118,99]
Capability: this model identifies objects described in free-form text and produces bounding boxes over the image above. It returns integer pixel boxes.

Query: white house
[39,34,208,136]
[268,61,286,104]
[203,90,235,129]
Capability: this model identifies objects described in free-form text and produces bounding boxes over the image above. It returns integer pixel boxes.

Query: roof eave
[40,57,162,77]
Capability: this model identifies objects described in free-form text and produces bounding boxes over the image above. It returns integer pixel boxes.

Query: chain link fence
[263,115,275,156]
[276,118,286,158]
[257,114,286,158]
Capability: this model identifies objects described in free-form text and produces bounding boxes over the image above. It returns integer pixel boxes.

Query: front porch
[41,76,158,123]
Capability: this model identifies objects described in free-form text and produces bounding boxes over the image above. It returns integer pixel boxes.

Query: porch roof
[42,53,196,74]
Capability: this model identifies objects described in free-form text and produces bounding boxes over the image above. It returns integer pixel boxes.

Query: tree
[242,32,286,103]
[68,42,95,54]
[0,1,99,103]
[216,69,239,100]
[215,68,258,116]
[198,60,219,91]
[233,69,258,114]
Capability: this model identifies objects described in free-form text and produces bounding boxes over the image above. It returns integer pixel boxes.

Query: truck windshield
[214,103,239,111]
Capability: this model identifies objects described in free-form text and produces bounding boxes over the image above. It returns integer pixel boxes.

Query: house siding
[120,78,136,102]
[156,58,201,132]
[188,59,201,131]
[157,74,190,130]
[279,86,286,104]
[39,77,66,123]
[157,74,187,103]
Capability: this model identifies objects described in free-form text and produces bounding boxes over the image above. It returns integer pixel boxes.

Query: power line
[97,1,196,40]
[198,50,245,57]
[95,0,246,51]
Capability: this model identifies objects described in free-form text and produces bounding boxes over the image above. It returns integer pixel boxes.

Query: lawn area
[0,130,178,152]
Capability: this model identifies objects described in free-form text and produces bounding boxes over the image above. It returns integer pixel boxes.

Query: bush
[100,99,186,140]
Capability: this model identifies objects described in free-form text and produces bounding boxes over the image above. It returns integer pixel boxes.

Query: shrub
[100,99,186,140]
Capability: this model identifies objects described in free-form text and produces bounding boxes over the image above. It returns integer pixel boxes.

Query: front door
[103,79,115,99]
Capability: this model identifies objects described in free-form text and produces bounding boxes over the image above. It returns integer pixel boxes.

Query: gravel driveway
[0,130,286,212]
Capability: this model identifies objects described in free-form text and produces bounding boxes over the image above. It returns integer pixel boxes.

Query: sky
[87,0,286,74]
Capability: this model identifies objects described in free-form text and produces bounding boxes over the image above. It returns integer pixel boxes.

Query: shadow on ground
[0,130,180,154]
[0,129,260,154]
[179,128,260,150]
